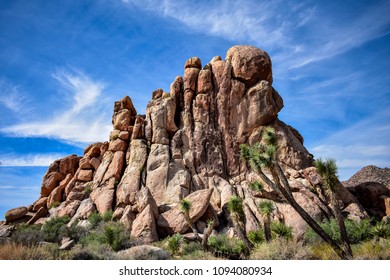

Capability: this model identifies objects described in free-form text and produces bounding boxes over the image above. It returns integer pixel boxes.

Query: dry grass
[250,239,315,260]
[352,238,390,260]
[0,242,55,260]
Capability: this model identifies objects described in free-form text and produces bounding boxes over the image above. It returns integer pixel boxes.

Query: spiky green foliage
[249,181,264,192]
[227,196,244,217]
[371,221,390,238]
[258,200,275,216]
[247,230,265,246]
[239,129,277,171]
[271,221,293,240]
[88,212,102,228]
[262,127,277,145]
[207,234,246,258]
[102,210,113,222]
[315,158,339,194]
[167,234,182,254]
[179,198,191,213]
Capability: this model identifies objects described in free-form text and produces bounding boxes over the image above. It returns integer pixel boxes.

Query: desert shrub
[371,221,390,239]
[83,183,93,198]
[247,230,265,246]
[10,224,44,245]
[179,242,218,260]
[0,242,59,260]
[62,222,89,242]
[102,210,113,222]
[271,221,293,240]
[167,234,183,254]
[80,221,129,252]
[250,239,313,260]
[207,234,246,259]
[88,212,102,228]
[305,218,373,244]
[181,241,203,256]
[101,222,128,251]
[352,238,390,260]
[42,216,70,243]
[310,243,340,260]
[49,201,61,209]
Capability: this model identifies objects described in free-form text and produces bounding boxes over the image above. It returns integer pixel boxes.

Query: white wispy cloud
[1,69,112,144]
[0,78,26,113]
[0,153,68,166]
[309,111,390,180]
[123,0,390,71]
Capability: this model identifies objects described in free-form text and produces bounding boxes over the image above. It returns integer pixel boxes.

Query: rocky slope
[3,46,370,241]
[343,166,390,220]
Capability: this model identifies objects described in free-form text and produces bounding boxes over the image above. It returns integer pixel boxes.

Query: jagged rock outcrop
[4,45,370,240]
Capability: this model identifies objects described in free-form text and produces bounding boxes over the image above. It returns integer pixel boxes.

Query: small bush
[167,234,182,254]
[310,243,340,260]
[271,221,293,240]
[88,212,102,228]
[42,216,70,243]
[181,241,203,256]
[305,218,373,244]
[250,239,313,260]
[101,222,128,251]
[352,238,390,260]
[83,183,93,198]
[102,210,113,222]
[10,224,44,245]
[247,230,265,246]
[49,201,61,209]
[207,234,246,259]
[371,221,390,239]
[80,221,129,252]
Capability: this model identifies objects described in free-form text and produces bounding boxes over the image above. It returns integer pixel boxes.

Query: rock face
[4,45,370,240]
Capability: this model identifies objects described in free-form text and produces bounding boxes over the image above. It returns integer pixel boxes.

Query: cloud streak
[123,0,390,72]
[1,69,112,144]
[0,78,26,113]
[309,110,390,180]
[0,153,68,166]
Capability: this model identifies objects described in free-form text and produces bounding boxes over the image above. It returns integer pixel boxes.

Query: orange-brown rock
[131,205,158,243]
[157,189,213,235]
[226,45,272,87]
[5,206,28,222]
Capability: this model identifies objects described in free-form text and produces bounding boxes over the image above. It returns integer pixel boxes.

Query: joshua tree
[179,198,199,239]
[227,196,251,251]
[316,158,353,258]
[258,200,275,241]
[202,219,215,250]
[240,126,350,259]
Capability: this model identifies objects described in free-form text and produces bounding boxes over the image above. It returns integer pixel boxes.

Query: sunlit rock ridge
[4,46,370,242]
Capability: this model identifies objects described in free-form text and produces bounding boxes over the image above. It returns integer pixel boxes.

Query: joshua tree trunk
[231,214,251,254]
[330,191,353,259]
[182,212,200,240]
[202,222,214,250]
[264,214,272,242]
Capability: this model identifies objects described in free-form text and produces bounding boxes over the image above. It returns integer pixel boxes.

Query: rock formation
[343,166,390,220]
[3,45,371,241]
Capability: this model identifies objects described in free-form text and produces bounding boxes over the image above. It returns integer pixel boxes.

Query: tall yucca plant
[180,198,199,239]
[258,200,275,241]
[240,126,349,259]
[227,196,251,252]
[316,158,353,259]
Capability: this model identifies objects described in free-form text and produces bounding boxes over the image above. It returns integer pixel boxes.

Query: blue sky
[0,0,389,219]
